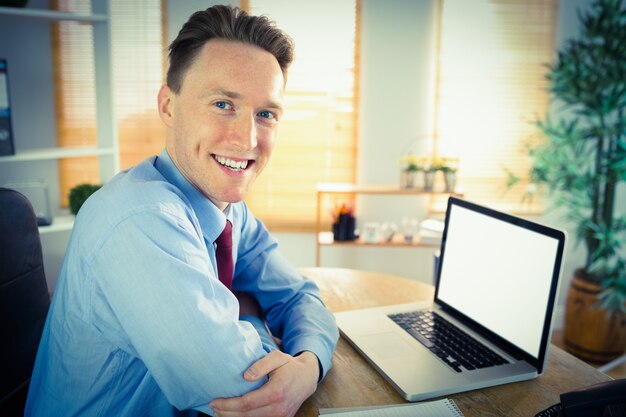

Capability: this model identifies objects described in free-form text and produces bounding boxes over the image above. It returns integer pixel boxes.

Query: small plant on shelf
[433,157,460,192]
[399,154,422,188]
[68,183,102,215]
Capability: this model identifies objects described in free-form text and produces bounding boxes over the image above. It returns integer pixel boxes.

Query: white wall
[166,0,237,43]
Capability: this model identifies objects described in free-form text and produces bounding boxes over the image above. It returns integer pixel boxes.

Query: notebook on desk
[334,196,566,401]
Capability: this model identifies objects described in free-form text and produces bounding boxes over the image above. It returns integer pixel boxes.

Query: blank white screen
[437,204,559,358]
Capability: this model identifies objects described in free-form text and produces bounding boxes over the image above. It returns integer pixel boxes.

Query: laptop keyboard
[388,310,509,373]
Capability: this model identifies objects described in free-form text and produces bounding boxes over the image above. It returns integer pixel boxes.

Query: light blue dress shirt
[25,150,338,417]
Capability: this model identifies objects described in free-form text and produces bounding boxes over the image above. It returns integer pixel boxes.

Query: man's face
[159,39,285,210]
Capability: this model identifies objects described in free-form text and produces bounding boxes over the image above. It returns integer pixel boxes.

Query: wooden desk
[295,267,612,417]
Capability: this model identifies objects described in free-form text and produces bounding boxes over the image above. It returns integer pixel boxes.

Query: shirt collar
[155,149,232,243]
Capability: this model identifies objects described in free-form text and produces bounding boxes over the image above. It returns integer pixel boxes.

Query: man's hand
[210,350,319,417]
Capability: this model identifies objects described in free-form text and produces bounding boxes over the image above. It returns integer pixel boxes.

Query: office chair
[0,188,50,416]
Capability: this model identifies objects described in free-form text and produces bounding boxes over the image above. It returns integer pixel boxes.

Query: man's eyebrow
[203,88,242,100]
[266,99,284,114]
[204,88,284,113]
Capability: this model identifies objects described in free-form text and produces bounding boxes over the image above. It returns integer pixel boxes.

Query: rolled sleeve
[233,205,339,382]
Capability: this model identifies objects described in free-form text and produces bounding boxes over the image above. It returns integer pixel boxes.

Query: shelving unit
[0,6,107,21]
[0,2,118,234]
[315,182,461,266]
[37,212,74,235]
[0,146,115,162]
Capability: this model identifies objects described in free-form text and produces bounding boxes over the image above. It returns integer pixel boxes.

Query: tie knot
[215,220,232,249]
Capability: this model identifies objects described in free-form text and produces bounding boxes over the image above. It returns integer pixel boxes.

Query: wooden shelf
[318,231,440,248]
[39,213,74,234]
[0,146,115,163]
[0,6,107,22]
[316,182,461,195]
[315,183,452,266]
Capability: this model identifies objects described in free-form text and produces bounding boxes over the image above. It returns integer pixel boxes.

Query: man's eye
[257,111,275,120]
[214,101,232,110]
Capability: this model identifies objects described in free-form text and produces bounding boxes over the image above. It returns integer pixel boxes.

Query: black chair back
[0,188,50,416]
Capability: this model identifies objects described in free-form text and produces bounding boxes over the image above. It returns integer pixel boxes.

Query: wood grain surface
[295,267,612,417]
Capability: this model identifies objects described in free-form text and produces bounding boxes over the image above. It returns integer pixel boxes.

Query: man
[25,5,338,417]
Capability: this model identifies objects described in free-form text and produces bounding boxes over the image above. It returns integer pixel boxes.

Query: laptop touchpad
[360,332,418,359]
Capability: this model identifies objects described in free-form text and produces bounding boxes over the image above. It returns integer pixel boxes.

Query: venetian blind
[53,0,165,206]
[245,0,359,231]
[432,0,558,213]
[53,0,98,206]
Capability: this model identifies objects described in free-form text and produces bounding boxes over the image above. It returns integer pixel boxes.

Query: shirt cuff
[240,316,279,353]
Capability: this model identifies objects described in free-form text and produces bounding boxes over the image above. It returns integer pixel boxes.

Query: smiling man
[159,38,283,211]
[25,6,338,417]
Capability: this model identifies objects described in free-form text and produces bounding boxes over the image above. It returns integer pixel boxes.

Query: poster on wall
[0,58,15,156]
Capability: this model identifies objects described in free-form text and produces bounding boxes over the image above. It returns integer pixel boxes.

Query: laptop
[334,196,566,401]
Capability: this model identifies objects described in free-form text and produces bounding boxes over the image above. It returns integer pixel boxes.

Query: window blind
[110,0,166,169]
[53,0,165,206]
[245,0,359,231]
[432,0,558,213]
[53,0,98,206]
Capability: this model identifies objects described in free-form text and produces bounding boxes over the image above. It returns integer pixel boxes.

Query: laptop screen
[435,198,564,361]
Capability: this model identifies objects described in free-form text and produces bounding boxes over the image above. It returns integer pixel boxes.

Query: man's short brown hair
[167,5,295,93]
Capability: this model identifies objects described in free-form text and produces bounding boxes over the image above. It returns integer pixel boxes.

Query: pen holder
[332,213,356,241]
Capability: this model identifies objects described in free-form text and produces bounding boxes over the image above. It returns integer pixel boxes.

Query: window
[53,0,98,206]
[432,0,558,212]
[53,0,165,206]
[110,1,166,169]
[245,0,359,230]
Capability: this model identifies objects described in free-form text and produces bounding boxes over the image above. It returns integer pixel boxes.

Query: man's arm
[214,270,334,417]
[90,209,274,412]
[233,203,339,381]
[216,203,339,416]
[207,291,319,417]
[237,249,338,380]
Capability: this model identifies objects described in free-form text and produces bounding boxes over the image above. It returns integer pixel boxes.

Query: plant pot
[563,269,626,363]
[444,171,457,192]
[400,170,417,188]
[332,213,356,241]
[423,170,436,191]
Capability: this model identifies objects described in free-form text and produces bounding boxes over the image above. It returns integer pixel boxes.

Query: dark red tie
[215,220,234,290]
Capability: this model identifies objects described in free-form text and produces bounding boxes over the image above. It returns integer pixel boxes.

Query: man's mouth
[213,154,251,171]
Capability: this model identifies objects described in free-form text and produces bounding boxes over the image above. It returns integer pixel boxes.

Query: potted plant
[517,0,625,363]
[435,157,460,192]
[399,154,423,188]
[68,183,102,215]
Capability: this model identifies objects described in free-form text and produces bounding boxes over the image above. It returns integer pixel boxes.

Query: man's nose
[228,113,257,151]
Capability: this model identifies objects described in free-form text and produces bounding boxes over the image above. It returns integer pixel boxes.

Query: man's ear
[157,84,175,127]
